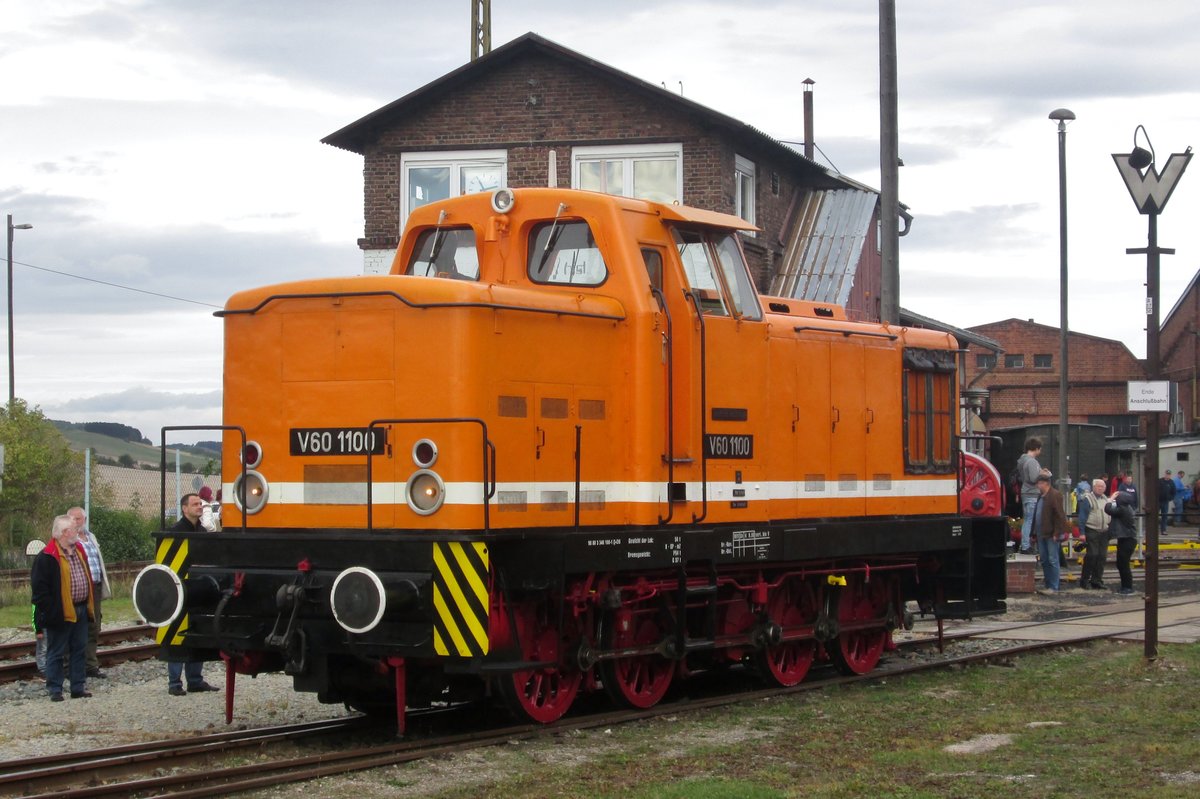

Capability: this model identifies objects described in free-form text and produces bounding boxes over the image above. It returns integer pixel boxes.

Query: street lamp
[1050,109,1075,503]
[6,214,33,406]
[1113,127,1192,660]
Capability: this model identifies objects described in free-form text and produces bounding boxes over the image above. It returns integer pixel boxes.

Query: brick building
[1161,269,1200,434]
[322,32,887,320]
[963,318,1146,436]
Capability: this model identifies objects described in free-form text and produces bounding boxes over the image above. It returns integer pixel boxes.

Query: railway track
[0,624,157,684]
[6,598,1198,799]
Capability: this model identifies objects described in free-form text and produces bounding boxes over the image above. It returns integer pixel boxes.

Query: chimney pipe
[803,78,815,160]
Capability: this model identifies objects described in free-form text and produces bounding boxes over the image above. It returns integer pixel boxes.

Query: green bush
[89,505,156,561]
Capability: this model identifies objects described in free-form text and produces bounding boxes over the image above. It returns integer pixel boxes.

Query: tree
[89,505,155,561]
[0,400,86,550]
[117,453,136,468]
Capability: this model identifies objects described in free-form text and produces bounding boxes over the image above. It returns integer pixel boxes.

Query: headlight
[490,187,515,213]
[412,438,438,467]
[241,440,263,469]
[406,469,446,515]
[233,469,269,514]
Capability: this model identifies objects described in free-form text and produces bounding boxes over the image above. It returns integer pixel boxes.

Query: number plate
[290,427,386,456]
[704,433,754,459]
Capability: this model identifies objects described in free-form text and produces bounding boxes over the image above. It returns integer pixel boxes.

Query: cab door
[659,228,767,523]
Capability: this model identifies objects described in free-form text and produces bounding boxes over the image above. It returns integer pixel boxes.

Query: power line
[12,258,223,309]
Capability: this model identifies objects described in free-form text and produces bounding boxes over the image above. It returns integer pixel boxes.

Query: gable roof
[322,32,849,190]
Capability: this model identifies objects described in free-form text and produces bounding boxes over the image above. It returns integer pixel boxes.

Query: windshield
[527,220,608,286]
[405,226,479,280]
[672,228,761,320]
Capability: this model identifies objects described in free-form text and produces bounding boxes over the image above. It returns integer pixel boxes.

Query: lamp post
[1113,127,1191,660]
[1050,109,1075,502]
[6,214,33,406]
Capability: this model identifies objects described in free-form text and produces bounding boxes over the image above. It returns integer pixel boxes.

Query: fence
[0,449,221,568]
[93,462,221,522]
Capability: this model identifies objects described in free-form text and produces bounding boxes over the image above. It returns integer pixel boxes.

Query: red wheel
[960,452,1004,517]
[830,577,890,676]
[753,579,817,687]
[599,608,673,709]
[493,601,581,724]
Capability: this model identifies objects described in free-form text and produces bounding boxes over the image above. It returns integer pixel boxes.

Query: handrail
[160,426,246,532]
[574,425,582,531]
[793,325,898,341]
[651,286,676,525]
[366,418,493,532]
[216,290,624,323]
[684,290,708,524]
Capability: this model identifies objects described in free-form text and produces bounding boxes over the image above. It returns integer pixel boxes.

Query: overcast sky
[3,1,1198,443]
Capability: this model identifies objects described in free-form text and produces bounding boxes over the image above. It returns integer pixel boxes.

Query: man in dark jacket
[1105,491,1139,595]
[165,493,220,696]
[1158,469,1176,534]
[31,514,95,701]
[1033,473,1068,594]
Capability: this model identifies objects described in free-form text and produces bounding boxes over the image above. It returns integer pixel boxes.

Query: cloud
[904,204,1045,253]
[56,388,222,414]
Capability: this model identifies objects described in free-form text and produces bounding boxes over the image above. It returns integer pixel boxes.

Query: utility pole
[878,0,900,325]
[471,0,491,61]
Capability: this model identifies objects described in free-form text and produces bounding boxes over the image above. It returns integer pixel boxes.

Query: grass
[385,642,1200,799]
[2,580,137,629]
[57,426,217,469]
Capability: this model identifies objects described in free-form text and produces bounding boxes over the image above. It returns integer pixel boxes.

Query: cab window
[406,227,479,280]
[902,348,956,474]
[672,228,762,320]
[528,220,608,286]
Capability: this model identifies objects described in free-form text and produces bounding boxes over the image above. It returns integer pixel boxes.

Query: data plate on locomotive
[290,427,386,456]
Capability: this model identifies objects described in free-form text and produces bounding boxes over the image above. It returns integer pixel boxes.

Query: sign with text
[1128,381,1170,412]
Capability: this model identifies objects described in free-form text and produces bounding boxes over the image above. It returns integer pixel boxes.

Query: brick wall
[965,319,1146,427]
[1161,278,1200,433]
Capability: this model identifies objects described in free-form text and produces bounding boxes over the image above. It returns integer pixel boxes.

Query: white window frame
[571,143,683,204]
[734,154,756,235]
[400,149,507,230]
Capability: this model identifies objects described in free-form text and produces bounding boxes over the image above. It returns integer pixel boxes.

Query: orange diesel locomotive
[134,188,1007,730]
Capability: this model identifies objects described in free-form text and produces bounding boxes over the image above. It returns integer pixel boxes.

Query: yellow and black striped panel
[154,536,190,647]
[432,541,490,657]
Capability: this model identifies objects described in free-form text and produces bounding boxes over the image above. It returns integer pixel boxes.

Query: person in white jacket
[197,486,220,532]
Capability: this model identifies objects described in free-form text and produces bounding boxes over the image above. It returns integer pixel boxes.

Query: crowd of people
[29,492,220,702]
[1014,435,1197,596]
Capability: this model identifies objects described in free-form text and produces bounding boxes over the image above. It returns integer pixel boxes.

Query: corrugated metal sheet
[770,188,876,305]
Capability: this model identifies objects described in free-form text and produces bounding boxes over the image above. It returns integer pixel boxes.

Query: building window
[1087,415,1141,438]
[734,155,756,232]
[400,150,507,229]
[1034,354,1053,369]
[902,349,956,474]
[572,143,682,204]
[1004,354,1024,369]
[976,353,997,369]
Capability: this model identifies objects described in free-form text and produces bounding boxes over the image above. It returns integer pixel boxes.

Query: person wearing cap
[1032,471,1067,593]
[197,486,220,532]
[1157,469,1175,534]
[1105,491,1139,595]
